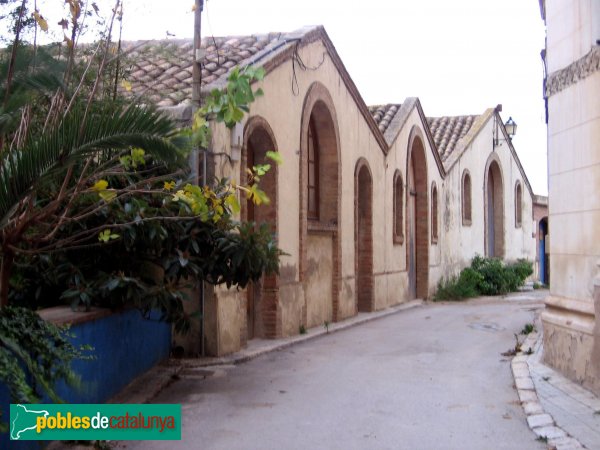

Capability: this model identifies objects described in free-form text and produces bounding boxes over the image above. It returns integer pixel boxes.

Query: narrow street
[121,295,547,450]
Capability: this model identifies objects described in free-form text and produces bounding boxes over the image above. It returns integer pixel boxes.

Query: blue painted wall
[1,309,171,449]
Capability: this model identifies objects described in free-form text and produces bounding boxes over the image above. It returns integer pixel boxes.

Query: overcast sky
[28,0,549,194]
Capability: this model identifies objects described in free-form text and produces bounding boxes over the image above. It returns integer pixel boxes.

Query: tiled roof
[368,104,401,134]
[118,30,305,107]
[426,115,478,161]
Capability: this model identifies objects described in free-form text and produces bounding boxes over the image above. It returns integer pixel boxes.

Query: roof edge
[209,25,389,154]
[385,98,446,178]
[414,98,446,178]
[442,108,495,172]
[314,27,389,154]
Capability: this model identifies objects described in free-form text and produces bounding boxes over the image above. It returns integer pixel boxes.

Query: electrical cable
[291,41,325,96]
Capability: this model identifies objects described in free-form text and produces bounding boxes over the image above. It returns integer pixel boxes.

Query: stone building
[122,26,539,356]
[538,0,600,395]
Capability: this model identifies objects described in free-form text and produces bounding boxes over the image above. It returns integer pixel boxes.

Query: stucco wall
[203,37,539,356]
[209,39,390,351]
[384,109,445,300]
[440,118,536,277]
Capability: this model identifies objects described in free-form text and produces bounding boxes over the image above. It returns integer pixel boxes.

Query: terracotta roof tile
[426,115,478,161]
[368,104,401,135]
[116,30,305,106]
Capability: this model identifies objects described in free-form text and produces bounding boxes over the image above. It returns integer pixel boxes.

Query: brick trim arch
[484,152,505,258]
[354,158,374,312]
[241,115,281,339]
[298,82,342,322]
[406,126,429,300]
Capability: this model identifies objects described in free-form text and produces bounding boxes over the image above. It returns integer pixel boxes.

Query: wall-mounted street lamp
[493,115,518,147]
[504,116,517,138]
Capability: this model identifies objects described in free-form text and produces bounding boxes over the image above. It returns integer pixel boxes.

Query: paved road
[122,296,547,450]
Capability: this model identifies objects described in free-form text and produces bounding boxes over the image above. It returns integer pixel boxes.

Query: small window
[307,117,319,220]
[515,181,522,228]
[462,170,472,226]
[431,182,438,244]
[393,171,404,244]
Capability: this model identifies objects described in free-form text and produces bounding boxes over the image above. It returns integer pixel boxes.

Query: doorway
[355,160,373,312]
[485,160,504,258]
[244,123,278,339]
[407,134,429,300]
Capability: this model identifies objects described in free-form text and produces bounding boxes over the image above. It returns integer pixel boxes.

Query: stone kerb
[511,324,584,449]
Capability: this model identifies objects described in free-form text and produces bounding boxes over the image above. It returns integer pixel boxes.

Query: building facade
[539,0,600,394]
[123,26,539,356]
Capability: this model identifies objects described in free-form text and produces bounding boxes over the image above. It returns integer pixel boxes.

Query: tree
[0,0,281,426]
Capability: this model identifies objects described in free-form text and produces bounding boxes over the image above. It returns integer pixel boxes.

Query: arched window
[307,116,319,220]
[431,182,438,244]
[462,170,472,226]
[393,170,404,244]
[515,181,522,228]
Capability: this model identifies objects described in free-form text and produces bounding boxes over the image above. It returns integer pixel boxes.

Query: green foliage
[0,103,186,227]
[434,267,482,301]
[507,259,534,283]
[434,256,534,301]
[471,256,514,295]
[0,7,281,441]
[521,323,536,335]
[10,161,282,333]
[471,256,532,295]
[0,306,91,429]
[189,66,265,149]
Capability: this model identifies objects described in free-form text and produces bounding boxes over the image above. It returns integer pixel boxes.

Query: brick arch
[354,158,374,312]
[484,153,505,258]
[406,126,429,300]
[299,82,342,324]
[241,115,280,339]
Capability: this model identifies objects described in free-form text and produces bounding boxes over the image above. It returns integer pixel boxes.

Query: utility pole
[192,0,205,108]
[191,0,206,185]
[192,0,207,358]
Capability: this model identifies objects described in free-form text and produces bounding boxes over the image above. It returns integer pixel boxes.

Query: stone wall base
[542,295,600,396]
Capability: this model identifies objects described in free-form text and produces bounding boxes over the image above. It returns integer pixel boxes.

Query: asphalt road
[121,296,547,450]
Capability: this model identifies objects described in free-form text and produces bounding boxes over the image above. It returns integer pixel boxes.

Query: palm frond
[0,104,188,226]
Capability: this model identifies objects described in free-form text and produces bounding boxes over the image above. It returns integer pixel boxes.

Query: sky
[20,0,549,194]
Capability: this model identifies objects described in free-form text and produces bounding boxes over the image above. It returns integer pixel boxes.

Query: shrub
[508,259,534,283]
[434,268,482,301]
[471,256,509,295]
[0,307,91,431]
[433,256,534,300]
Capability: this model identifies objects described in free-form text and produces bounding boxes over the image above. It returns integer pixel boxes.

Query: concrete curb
[511,324,585,449]
[117,299,424,403]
